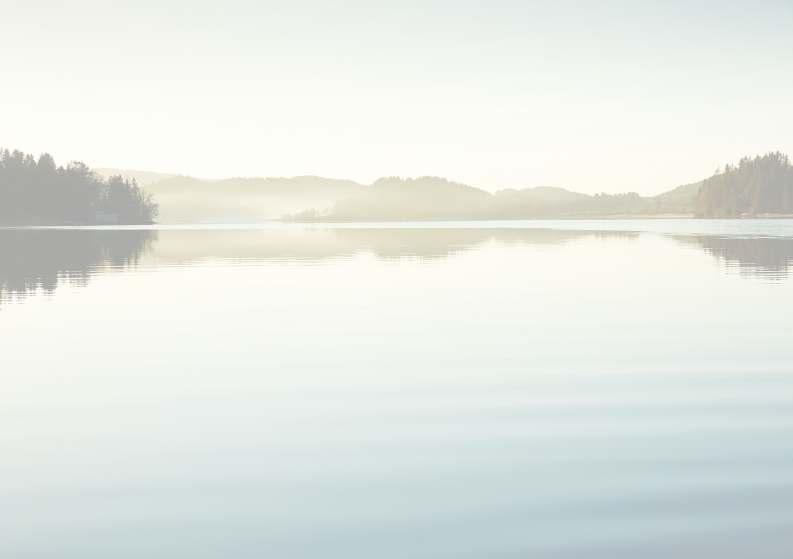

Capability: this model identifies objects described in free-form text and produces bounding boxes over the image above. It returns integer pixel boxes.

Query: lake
[2,220,793,558]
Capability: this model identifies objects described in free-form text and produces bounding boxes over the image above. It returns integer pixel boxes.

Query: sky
[2,0,792,194]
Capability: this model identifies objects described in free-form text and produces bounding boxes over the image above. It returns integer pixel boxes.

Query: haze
[3,0,792,194]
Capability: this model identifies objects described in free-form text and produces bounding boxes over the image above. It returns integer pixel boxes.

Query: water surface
[2,221,793,558]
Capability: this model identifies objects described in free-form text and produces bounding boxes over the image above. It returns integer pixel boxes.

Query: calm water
[2,220,793,558]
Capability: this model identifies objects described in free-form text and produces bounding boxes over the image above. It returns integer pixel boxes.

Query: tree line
[0,149,158,225]
[696,152,793,217]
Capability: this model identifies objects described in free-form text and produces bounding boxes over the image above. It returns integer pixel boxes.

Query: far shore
[8,214,793,229]
[282,213,793,224]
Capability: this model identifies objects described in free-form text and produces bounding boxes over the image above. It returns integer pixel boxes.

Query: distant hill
[487,187,590,218]
[321,176,491,221]
[486,183,700,219]
[298,179,701,221]
[96,152,792,223]
[653,181,702,214]
[96,169,369,223]
[100,166,702,223]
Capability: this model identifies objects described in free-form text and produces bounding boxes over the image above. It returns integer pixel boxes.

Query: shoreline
[5,215,793,230]
[283,213,793,224]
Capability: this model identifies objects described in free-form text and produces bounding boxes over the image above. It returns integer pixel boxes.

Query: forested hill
[0,149,158,225]
[696,152,793,217]
[22,150,793,224]
[293,178,701,221]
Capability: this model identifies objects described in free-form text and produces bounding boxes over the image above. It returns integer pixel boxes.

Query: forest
[696,152,793,217]
[0,149,158,225]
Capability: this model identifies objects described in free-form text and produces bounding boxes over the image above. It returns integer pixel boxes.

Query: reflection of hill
[0,229,156,300]
[337,228,591,259]
[146,227,630,264]
[673,235,793,278]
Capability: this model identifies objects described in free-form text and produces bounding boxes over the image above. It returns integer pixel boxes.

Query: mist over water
[2,220,793,558]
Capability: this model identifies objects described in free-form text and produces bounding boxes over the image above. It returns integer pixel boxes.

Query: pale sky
[2,0,792,194]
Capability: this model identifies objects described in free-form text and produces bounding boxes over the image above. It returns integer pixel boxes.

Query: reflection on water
[0,229,155,301]
[2,225,793,301]
[675,235,793,279]
[146,227,634,263]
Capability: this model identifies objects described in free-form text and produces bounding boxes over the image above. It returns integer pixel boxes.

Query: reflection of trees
[4,227,791,304]
[673,235,793,278]
[0,229,156,300]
